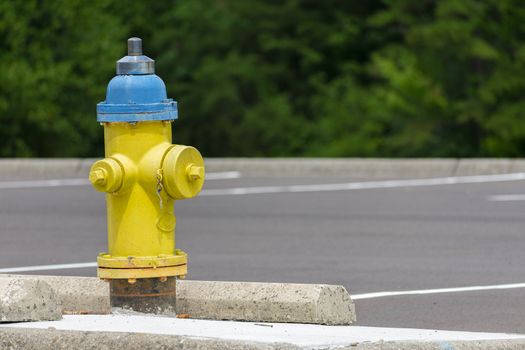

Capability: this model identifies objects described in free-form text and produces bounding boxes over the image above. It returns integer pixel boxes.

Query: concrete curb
[0,275,355,325]
[1,327,525,350]
[0,158,95,180]
[0,275,111,315]
[0,278,62,322]
[2,158,525,179]
[177,280,355,325]
[205,158,525,178]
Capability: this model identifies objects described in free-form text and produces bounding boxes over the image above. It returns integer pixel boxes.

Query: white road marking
[487,194,525,202]
[3,315,524,345]
[205,171,241,180]
[0,178,90,189]
[0,262,97,273]
[0,171,241,189]
[351,282,525,300]
[200,172,525,196]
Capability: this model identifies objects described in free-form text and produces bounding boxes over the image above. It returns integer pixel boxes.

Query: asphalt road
[1,173,525,333]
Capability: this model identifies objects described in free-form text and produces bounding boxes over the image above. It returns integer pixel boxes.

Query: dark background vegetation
[1,0,524,157]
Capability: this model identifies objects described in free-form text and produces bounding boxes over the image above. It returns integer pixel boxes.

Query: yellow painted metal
[89,120,204,279]
[90,158,123,193]
[97,251,187,268]
[97,265,187,279]
[162,145,205,200]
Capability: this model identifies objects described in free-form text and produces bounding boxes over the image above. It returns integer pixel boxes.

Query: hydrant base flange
[97,252,187,268]
[98,265,187,280]
[97,252,187,279]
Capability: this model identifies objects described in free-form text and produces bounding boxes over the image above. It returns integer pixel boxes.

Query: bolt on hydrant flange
[90,37,205,315]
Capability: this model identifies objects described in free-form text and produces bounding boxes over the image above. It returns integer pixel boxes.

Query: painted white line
[351,282,525,300]
[0,262,97,273]
[488,194,525,202]
[200,172,525,196]
[4,315,525,345]
[0,178,90,189]
[205,171,241,180]
[0,172,241,190]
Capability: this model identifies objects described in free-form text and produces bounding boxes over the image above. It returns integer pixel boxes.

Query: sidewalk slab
[1,315,525,349]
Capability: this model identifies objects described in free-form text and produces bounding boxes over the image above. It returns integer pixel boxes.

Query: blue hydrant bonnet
[96,37,178,123]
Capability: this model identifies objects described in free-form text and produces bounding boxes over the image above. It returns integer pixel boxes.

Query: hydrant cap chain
[96,37,177,123]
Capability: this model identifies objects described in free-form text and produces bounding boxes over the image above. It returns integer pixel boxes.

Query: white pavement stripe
[205,171,241,180]
[0,178,90,189]
[200,172,525,196]
[351,282,525,300]
[0,172,241,189]
[0,262,97,273]
[487,194,525,202]
[5,315,525,345]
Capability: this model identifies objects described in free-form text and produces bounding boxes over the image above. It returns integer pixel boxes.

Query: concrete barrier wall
[1,158,525,179]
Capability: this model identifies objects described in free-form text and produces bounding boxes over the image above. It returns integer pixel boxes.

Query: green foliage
[1,0,524,157]
[0,0,124,156]
[317,0,525,157]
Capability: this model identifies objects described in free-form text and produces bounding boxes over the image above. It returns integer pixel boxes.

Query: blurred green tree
[1,0,524,157]
[0,0,124,156]
[316,0,525,157]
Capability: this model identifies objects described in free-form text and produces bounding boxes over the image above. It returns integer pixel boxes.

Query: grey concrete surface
[1,172,525,332]
[177,280,355,325]
[0,328,299,350]
[0,278,61,322]
[1,327,525,350]
[2,158,525,179]
[0,158,94,180]
[349,340,525,350]
[1,275,110,315]
[0,275,354,325]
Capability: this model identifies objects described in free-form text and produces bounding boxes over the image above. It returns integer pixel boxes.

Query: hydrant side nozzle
[89,158,124,193]
[186,164,204,181]
[162,145,205,200]
[89,169,107,185]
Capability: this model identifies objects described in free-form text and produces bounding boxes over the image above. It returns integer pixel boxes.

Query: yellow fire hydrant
[89,38,204,314]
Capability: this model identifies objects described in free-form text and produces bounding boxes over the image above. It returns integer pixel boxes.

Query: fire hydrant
[89,37,205,314]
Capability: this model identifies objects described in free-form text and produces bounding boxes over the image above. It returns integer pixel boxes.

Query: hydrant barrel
[90,38,205,314]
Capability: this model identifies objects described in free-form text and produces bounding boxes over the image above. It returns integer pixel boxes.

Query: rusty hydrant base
[110,277,177,315]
